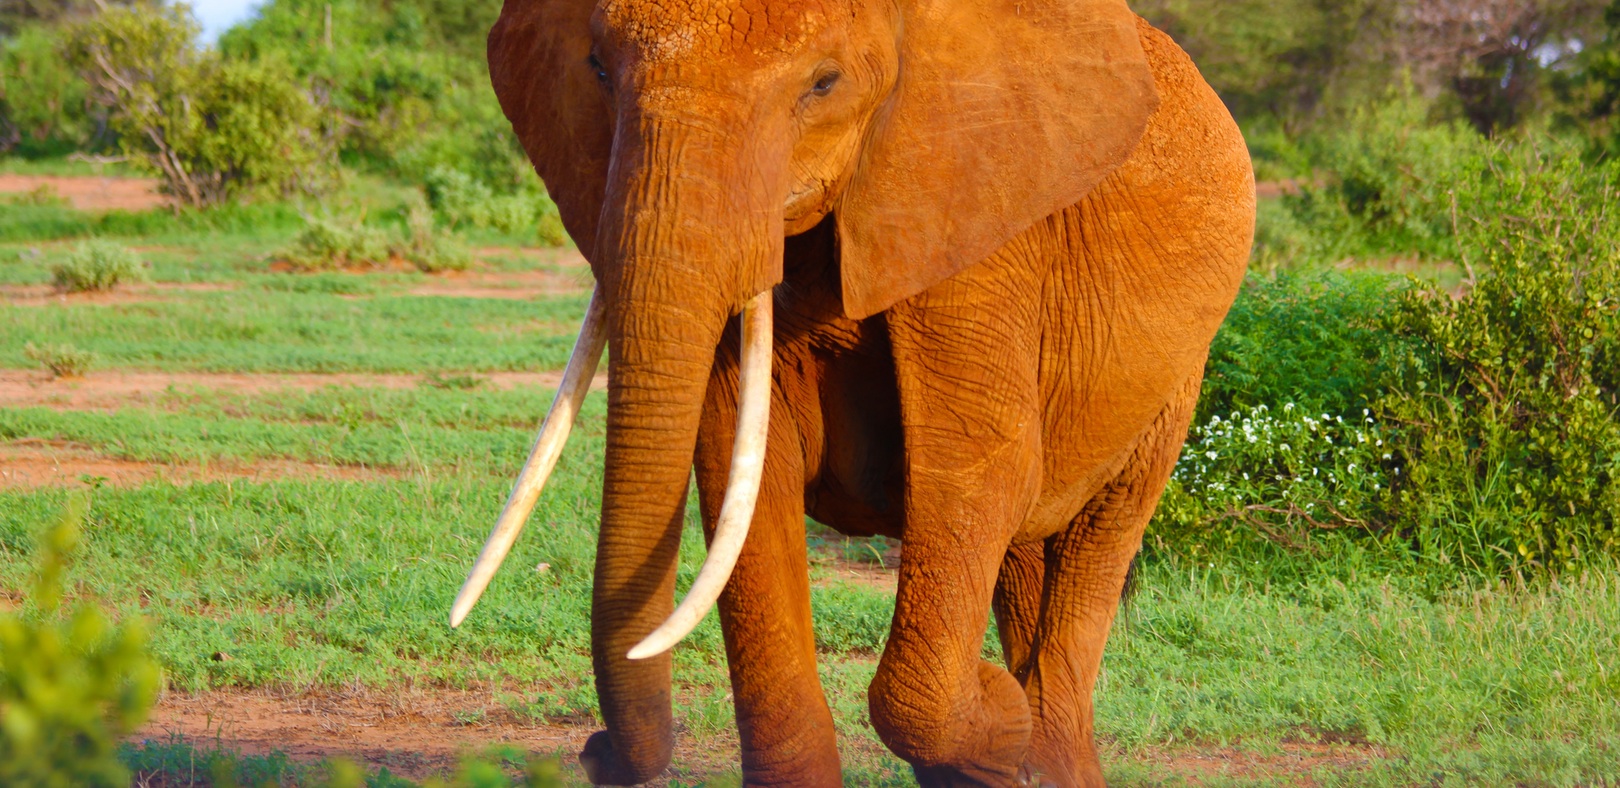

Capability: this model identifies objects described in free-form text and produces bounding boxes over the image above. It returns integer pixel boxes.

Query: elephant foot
[580,730,670,786]
[882,661,1032,788]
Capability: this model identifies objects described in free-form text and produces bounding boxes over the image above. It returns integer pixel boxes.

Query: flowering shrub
[1156,404,1393,554]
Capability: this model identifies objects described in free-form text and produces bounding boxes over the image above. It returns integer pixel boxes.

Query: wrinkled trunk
[584,101,784,783]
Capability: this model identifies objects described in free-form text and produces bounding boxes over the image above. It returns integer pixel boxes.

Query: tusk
[627,290,773,660]
[450,288,607,628]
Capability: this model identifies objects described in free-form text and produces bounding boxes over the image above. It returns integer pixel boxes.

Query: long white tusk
[627,290,773,660]
[450,288,607,628]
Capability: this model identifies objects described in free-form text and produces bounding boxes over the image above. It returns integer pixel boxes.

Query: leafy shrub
[218,0,522,184]
[397,202,472,273]
[50,239,146,293]
[63,4,335,206]
[1,500,163,788]
[1283,92,1488,264]
[810,583,893,653]
[1198,269,1396,424]
[1166,138,1620,575]
[276,216,394,271]
[1156,404,1394,556]
[424,165,567,244]
[24,342,97,378]
[1375,145,1620,571]
[0,23,92,156]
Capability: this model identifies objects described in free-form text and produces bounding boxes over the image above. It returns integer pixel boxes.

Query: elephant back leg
[693,320,842,786]
[871,240,1048,787]
[1018,369,1201,786]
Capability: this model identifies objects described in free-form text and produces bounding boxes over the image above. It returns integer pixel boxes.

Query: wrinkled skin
[487,0,1254,784]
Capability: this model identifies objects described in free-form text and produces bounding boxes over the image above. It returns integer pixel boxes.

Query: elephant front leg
[694,340,842,786]
[873,268,1045,787]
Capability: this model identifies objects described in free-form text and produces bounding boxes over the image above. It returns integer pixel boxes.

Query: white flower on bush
[1173,403,1392,522]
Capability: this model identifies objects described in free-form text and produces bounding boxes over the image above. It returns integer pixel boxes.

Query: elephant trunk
[581,103,785,785]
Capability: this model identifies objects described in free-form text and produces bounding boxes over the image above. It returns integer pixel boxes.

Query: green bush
[1197,269,1396,424]
[63,4,335,206]
[0,23,93,156]
[50,239,146,292]
[1375,146,1620,572]
[398,202,472,273]
[276,216,395,271]
[1,499,163,788]
[1282,92,1489,264]
[24,342,97,379]
[1164,137,1620,575]
[424,166,567,244]
[1155,403,1394,557]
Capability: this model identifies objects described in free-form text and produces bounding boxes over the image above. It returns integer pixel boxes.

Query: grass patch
[49,239,147,293]
[0,288,588,373]
[24,341,96,379]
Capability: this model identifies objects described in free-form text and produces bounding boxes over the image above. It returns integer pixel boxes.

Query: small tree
[63,2,334,206]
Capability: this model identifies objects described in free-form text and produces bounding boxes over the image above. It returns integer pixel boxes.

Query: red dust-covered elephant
[449,0,1255,784]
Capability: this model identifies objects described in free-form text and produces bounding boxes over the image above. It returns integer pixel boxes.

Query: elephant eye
[587,54,610,85]
[810,70,840,97]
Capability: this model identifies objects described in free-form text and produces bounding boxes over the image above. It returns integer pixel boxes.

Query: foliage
[275,216,394,271]
[217,0,520,183]
[398,202,472,273]
[424,166,567,244]
[275,209,473,273]
[1395,0,1604,135]
[62,3,335,206]
[0,499,163,788]
[1282,91,1488,263]
[1135,0,1397,134]
[1197,269,1396,423]
[1167,137,1620,574]
[0,23,92,156]
[1156,404,1394,555]
[1376,146,1620,571]
[24,342,96,379]
[1555,0,1620,155]
[50,238,145,292]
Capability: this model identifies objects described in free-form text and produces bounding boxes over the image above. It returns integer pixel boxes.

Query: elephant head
[451,0,1160,781]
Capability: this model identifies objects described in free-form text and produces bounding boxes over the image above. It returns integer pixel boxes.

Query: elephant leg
[993,540,1048,685]
[694,335,841,787]
[872,259,1044,787]
[1020,371,1201,787]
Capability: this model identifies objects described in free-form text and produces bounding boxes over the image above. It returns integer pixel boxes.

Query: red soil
[0,174,168,212]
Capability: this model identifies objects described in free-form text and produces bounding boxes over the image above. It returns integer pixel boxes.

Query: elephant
[449,0,1255,784]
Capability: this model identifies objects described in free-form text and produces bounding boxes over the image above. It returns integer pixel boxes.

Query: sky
[187,0,261,42]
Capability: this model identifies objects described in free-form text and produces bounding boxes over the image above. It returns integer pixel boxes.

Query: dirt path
[0,173,167,212]
[0,440,403,489]
[131,688,1384,785]
[407,267,592,299]
[133,688,737,783]
[0,282,235,306]
[0,369,607,412]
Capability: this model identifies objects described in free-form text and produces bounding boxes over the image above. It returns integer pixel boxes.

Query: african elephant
[450,0,1254,784]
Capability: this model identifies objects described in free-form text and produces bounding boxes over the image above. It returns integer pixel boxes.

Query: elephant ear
[836,0,1159,319]
[488,0,613,262]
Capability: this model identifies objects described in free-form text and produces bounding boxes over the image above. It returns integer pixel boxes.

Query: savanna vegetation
[3,0,1620,784]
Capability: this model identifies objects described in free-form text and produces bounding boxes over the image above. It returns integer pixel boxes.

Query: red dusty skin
[579,97,787,785]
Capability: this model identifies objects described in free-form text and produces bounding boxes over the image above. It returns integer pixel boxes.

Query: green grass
[0,289,587,373]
